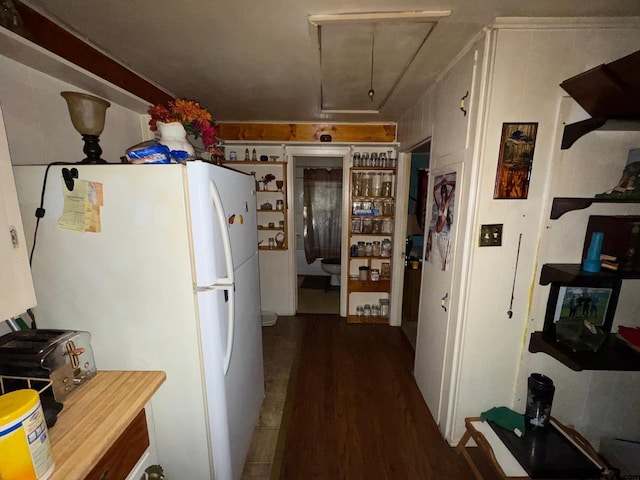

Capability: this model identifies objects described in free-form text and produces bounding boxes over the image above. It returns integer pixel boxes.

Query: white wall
[0,55,147,165]
[464,24,640,448]
[398,19,640,447]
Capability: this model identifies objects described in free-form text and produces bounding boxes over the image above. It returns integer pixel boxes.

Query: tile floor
[242,316,304,480]
[296,275,340,314]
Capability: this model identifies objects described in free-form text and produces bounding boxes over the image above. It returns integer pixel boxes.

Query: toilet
[320,257,341,290]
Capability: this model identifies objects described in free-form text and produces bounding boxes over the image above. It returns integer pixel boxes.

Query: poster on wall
[493,122,538,199]
[425,172,456,271]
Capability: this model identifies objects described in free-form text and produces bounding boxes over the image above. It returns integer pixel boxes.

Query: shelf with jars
[347,148,397,324]
[221,148,288,251]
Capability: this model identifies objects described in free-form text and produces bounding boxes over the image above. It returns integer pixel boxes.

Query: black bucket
[525,373,555,429]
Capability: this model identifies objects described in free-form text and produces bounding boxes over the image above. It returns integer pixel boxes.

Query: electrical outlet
[479,224,503,247]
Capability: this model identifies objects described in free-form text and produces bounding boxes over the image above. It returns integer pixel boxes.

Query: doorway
[400,141,430,349]
[293,155,343,314]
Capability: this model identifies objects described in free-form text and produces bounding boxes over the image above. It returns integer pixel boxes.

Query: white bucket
[0,390,55,480]
[261,311,277,327]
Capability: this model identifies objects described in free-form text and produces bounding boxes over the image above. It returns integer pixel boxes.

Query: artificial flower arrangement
[261,173,276,188]
[148,98,217,150]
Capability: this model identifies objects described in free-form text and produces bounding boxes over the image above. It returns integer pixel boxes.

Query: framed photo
[493,123,538,199]
[543,280,621,352]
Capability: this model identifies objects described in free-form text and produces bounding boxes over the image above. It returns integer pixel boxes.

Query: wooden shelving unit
[346,152,397,324]
[222,159,288,251]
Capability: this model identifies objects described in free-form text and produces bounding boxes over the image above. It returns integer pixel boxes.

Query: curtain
[303,168,342,264]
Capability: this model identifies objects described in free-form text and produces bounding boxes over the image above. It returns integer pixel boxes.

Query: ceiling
[20,0,640,124]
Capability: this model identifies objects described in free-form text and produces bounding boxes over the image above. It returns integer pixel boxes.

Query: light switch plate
[479,224,503,247]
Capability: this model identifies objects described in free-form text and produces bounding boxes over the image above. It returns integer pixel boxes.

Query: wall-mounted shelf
[539,263,640,285]
[550,197,640,219]
[528,332,640,371]
[559,50,640,149]
[560,118,640,150]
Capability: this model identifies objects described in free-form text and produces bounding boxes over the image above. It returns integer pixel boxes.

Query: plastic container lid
[0,390,39,424]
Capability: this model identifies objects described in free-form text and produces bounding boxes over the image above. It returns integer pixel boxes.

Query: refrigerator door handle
[209,180,236,375]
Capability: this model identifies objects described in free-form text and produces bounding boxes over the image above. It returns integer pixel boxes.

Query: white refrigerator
[13,161,264,480]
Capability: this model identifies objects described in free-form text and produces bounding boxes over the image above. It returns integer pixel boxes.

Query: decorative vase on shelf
[156,121,195,157]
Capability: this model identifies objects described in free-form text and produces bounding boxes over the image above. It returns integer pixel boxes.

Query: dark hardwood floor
[279,315,474,480]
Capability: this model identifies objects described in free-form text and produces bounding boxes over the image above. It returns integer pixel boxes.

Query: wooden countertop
[48,370,166,480]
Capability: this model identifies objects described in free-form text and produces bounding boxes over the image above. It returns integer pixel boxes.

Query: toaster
[0,329,97,403]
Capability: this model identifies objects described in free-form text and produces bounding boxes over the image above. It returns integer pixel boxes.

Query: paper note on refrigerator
[57,179,103,232]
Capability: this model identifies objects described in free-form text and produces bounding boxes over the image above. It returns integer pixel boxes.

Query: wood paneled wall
[217,123,396,143]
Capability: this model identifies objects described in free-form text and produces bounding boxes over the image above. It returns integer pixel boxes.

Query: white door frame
[284,145,351,316]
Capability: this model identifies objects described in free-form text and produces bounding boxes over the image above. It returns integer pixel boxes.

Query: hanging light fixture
[368,28,375,101]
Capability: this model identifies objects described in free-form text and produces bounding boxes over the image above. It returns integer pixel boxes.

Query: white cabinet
[430,47,479,161]
[0,102,36,320]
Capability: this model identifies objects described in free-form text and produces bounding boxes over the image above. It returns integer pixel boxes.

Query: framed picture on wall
[493,122,538,199]
[543,280,621,352]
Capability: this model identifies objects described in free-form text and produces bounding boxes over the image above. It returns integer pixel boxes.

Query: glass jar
[356,305,364,317]
[363,304,372,316]
[351,217,362,233]
[371,304,381,317]
[372,218,382,234]
[357,241,366,257]
[359,266,369,281]
[362,173,372,196]
[382,218,393,233]
[381,173,393,197]
[362,217,373,234]
[353,152,362,167]
[380,299,389,317]
[373,200,383,214]
[372,172,382,196]
[352,200,362,214]
[380,262,391,280]
[370,268,380,281]
[372,241,381,257]
[383,200,394,216]
[352,172,362,196]
[381,239,392,257]
[365,242,373,257]
[363,152,371,167]
[350,244,358,257]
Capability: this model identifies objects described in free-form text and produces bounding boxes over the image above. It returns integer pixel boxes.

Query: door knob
[441,293,449,312]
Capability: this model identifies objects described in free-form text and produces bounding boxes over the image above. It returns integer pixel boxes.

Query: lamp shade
[60,91,111,135]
